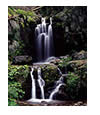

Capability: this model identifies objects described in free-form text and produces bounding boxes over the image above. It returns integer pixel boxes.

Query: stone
[74,101,83,106]
[9,40,19,52]
[10,20,20,29]
[50,59,61,65]
[72,50,87,60]
[13,55,33,65]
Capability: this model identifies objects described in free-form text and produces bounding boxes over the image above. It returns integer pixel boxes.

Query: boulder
[72,50,87,60]
[13,55,33,65]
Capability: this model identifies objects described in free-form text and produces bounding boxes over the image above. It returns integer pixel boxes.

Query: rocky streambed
[17,100,87,106]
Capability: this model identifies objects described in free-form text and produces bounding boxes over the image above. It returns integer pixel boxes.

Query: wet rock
[10,20,20,29]
[74,101,83,106]
[72,50,87,60]
[50,59,62,65]
[59,55,69,59]
[67,59,87,72]
[13,55,33,65]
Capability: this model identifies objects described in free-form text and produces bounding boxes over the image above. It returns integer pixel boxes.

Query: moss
[42,65,59,86]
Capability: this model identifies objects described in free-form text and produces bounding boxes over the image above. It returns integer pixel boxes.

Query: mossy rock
[42,64,60,87]
[13,55,33,65]
[72,50,87,60]
[67,60,87,73]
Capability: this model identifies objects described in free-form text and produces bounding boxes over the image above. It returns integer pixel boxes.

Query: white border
[7,0,87,6]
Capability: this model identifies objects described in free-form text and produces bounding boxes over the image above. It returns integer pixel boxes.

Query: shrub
[8,64,29,106]
[58,56,72,68]
[66,72,80,100]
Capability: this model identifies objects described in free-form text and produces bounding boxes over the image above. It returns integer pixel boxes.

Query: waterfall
[30,67,36,99]
[29,66,66,102]
[57,68,62,76]
[35,17,54,62]
[49,83,65,100]
[49,75,65,100]
[37,67,45,99]
[27,17,67,103]
[30,67,45,100]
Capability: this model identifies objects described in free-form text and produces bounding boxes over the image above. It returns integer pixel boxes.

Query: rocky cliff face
[53,6,87,56]
[8,7,39,62]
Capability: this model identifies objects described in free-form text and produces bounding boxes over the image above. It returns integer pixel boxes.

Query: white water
[49,73,65,100]
[35,17,54,62]
[37,67,45,99]
[30,68,36,99]
[28,67,65,102]
[45,56,57,62]
[57,68,62,76]
[49,83,64,100]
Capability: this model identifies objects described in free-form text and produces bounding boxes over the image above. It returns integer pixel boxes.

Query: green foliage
[8,65,29,106]
[8,65,29,80]
[8,98,18,106]
[8,12,12,17]
[8,82,25,99]
[8,60,12,65]
[16,9,36,17]
[8,7,38,23]
[58,56,72,68]
[8,81,24,106]
[27,16,33,22]
[66,72,80,99]
[42,65,59,86]
[67,72,79,88]
[8,7,15,16]
[8,7,36,17]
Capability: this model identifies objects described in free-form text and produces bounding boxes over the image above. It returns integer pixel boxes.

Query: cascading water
[28,66,66,103]
[30,67,36,99]
[49,75,65,100]
[37,67,45,99]
[35,17,54,62]
[28,18,66,103]
[49,84,65,100]
[57,68,63,76]
[28,67,45,102]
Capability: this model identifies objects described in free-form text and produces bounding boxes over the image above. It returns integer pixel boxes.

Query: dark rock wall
[53,6,87,56]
